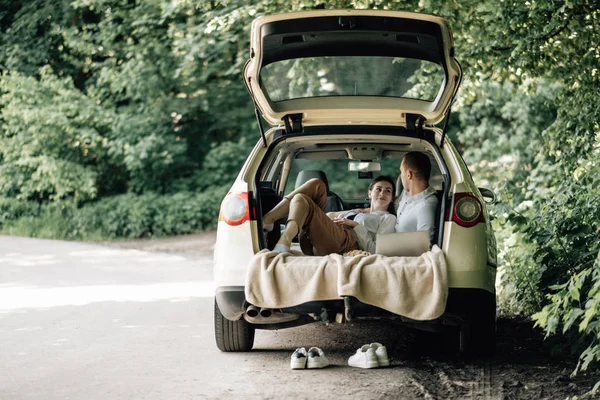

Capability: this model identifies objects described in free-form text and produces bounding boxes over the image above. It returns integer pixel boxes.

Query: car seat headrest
[295,170,329,191]
[395,174,403,197]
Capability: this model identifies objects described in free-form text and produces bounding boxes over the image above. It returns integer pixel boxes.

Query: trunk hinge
[283,113,303,134]
[440,107,451,148]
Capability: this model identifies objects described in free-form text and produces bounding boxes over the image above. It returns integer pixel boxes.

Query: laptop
[375,231,431,257]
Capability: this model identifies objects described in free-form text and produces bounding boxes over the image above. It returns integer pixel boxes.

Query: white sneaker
[370,343,389,367]
[307,347,329,369]
[348,344,379,369]
[290,347,308,369]
[273,243,290,253]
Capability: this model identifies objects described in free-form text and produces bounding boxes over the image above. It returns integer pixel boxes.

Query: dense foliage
[1,0,598,390]
[446,0,600,387]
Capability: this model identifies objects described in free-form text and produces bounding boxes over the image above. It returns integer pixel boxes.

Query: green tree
[0,66,109,202]
[430,0,600,384]
[1,1,599,384]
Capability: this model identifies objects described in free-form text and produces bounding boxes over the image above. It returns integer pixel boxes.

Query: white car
[213,10,497,356]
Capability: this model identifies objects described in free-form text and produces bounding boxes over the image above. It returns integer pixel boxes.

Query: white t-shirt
[395,186,438,236]
[347,211,396,254]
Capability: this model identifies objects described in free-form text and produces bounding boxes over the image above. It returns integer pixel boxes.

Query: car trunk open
[244,10,462,128]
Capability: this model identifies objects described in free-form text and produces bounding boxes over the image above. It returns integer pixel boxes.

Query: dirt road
[103,231,599,399]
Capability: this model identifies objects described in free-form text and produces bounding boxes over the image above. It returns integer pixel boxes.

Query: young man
[395,152,438,237]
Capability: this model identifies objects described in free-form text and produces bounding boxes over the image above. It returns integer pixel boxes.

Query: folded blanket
[245,245,448,321]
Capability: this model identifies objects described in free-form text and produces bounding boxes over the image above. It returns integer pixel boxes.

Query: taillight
[219,192,250,226]
[449,193,483,227]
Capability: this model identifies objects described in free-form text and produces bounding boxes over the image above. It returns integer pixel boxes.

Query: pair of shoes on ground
[348,343,389,369]
[290,347,329,369]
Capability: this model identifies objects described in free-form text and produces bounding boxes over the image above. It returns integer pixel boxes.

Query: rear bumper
[215,285,495,327]
[215,286,247,320]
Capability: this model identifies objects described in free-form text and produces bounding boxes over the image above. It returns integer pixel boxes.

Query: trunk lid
[244,10,462,128]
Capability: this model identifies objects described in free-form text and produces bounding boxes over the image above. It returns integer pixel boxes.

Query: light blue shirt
[347,211,396,254]
[395,186,438,236]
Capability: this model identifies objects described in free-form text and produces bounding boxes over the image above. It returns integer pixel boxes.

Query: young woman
[262,175,397,255]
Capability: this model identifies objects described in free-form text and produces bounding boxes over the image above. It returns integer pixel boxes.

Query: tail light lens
[449,193,483,227]
[219,192,250,226]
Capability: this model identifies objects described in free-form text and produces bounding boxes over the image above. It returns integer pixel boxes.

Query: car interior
[255,135,449,251]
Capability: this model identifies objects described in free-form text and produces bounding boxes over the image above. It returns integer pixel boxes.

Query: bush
[194,139,254,192]
[0,197,41,226]
[0,187,230,240]
[72,187,229,239]
[532,254,600,396]
[529,162,600,393]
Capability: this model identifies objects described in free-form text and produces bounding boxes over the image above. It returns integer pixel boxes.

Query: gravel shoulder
[100,232,600,399]
[99,231,216,259]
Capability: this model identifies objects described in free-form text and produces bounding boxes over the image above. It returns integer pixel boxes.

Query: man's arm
[416,198,438,242]
[416,202,437,231]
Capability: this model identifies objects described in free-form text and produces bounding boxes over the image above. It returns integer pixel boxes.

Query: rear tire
[461,298,496,357]
[214,300,255,352]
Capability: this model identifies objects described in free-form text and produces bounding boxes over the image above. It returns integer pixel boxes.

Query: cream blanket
[245,245,448,321]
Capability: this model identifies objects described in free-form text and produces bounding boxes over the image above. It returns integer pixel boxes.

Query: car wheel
[413,326,461,357]
[214,300,255,352]
[461,298,496,357]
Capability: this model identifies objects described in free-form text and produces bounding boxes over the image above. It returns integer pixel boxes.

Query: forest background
[0,0,598,390]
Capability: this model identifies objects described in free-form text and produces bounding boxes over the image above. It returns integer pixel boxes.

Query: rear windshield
[260,56,444,103]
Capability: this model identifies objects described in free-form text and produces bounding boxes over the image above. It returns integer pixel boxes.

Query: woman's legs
[286,194,358,255]
[262,178,357,254]
[266,179,326,250]
[263,178,328,226]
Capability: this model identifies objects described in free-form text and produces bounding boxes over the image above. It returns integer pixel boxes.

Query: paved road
[1,235,588,399]
[0,236,416,399]
[0,236,217,399]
